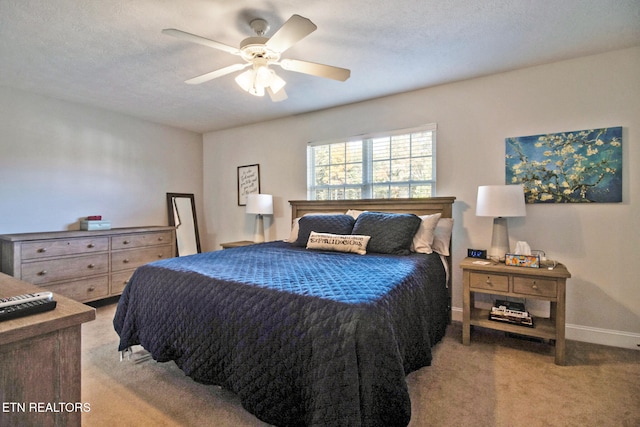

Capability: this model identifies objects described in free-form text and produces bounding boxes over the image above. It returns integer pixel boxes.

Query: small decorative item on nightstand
[467,248,487,259]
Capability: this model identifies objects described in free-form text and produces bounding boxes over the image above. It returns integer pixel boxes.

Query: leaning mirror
[166,193,201,256]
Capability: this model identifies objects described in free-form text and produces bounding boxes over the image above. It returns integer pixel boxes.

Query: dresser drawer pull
[123,259,130,264]
[485,276,492,285]
[88,286,96,292]
[158,237,164,241]
[37,248,47,253]
[88,263,95,269]
[123,240,130,245]
[158,254,164,258]
[87,243,95,248]
[532,282,539,290]
[38,270,47,276]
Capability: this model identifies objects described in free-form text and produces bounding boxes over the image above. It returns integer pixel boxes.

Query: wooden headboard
[289,197,456,320]
[289,197,455,219]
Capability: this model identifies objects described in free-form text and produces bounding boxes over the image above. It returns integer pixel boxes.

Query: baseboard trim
[450,307,639,350]
[566,324,640,350]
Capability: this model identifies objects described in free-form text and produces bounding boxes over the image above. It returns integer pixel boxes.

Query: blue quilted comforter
[113,241,448,426]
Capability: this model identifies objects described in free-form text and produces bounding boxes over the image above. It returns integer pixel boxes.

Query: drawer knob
[532,283,539,290]
[486,276,492,285]
[37,248,47,253]
[87,243,95,248]
[38,270,47,276]
[88,263,95,269]
[157,254,163,258]
[88,286,95,292]
[123,240,130,245]
[123,259,130,263]
[158,237,164,241]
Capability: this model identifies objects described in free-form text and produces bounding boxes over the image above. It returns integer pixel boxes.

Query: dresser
[460,257,571,365]
[0,226,175,303]
[0,273,95,427]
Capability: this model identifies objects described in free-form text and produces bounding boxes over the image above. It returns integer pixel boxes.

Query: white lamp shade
[246,194,273,215]
[476,185,526,217]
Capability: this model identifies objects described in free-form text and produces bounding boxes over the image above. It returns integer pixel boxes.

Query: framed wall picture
[506,127,622,203]
[237,164,260,206]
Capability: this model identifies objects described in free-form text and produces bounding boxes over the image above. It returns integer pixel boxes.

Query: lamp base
[489,217,510,260]
[254,214,265,243]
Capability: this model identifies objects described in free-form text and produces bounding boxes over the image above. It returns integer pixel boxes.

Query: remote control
[0,291,54,308]
[0,298,57,322]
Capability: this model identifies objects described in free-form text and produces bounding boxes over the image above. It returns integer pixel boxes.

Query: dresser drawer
[469,272,509,292]
[111,270,134,294]
[111,245,173,272]
[111,231,173,250]
[21,237,109,260]
[44,276,109,301]
[513,276,557,298]
[21,254,110,285]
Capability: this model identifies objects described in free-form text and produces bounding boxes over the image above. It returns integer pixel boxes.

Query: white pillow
[411,213,442,254]
[432,218,454,256]
[346,209,366,219]
[306,232,370,255]
[288,217,301,242]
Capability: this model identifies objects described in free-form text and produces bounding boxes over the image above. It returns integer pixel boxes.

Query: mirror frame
[166,192,202,256]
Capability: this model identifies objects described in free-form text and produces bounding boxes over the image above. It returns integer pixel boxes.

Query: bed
[114,197,455,426]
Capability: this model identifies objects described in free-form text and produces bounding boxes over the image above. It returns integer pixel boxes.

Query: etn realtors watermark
[2,402,91,413]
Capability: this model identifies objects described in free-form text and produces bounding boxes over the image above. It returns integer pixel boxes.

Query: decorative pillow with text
[306,232,370,255]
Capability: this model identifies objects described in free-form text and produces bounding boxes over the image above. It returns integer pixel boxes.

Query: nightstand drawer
[513,276,557,298]
[469,272,509,292]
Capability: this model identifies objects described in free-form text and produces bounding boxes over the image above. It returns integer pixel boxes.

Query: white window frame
[307,124,437,200]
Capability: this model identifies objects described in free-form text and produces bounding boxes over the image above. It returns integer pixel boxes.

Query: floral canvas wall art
[506,127,622,203]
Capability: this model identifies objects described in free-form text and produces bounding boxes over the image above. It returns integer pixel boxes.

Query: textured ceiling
[1,0,639,133]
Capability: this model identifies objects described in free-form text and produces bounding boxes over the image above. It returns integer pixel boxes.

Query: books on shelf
[489,299,534,328]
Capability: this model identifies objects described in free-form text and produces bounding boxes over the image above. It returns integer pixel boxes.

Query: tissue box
[505,253,540,268]
[80,220,111,231]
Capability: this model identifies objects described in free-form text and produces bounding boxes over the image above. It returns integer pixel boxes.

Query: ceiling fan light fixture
[269,71,286,94]
[235,69,261,96]
[235,65,286,97]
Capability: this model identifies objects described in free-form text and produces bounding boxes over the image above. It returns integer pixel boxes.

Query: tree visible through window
[307,124,436,200]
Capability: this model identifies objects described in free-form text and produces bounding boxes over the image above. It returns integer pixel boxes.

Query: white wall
[0,86,203,234]
[204,47,640,349]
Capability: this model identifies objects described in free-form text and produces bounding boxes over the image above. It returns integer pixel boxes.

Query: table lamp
[476,185,526,260]
[246,194,273,243]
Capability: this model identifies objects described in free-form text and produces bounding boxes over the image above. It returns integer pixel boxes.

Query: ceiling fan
[162,14,351,102]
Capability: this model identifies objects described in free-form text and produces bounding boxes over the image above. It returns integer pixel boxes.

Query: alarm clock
[467,248,487,259]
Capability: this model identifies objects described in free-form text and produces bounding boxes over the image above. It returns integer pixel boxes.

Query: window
[307,124,436,200]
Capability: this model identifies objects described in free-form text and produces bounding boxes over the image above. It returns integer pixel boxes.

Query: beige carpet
[82,302,640,427]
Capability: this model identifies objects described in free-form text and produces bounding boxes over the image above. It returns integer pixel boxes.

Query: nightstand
[220,240,255,249]
[460,257,571,365]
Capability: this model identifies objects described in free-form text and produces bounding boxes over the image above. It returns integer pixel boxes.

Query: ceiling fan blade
[267,86,288,102]
[185,63,249,85]
[266,15,317,53]
[279,59,350,81]
[162,29,240,55]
